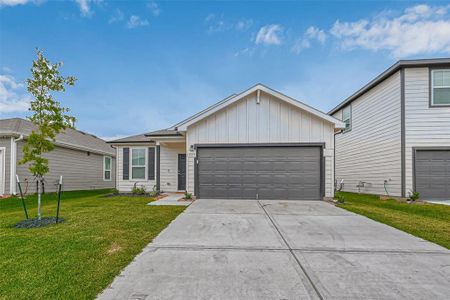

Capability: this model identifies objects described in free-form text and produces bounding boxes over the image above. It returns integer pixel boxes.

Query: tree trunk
[37,177,41,220]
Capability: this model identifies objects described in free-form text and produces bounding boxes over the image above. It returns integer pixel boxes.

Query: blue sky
[1,0,450,140]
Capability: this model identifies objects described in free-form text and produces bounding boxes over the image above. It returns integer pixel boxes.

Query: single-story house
[330,58,450,200]
[0,118,116,196]
[109,84,345,200]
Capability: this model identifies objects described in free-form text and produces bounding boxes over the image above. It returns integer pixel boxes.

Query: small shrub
[112,188,119,195]
[184,192,192,200]
[408,191,420,202]
[132,186,146,195]
[335,194,345,204]
[148,185,159,197]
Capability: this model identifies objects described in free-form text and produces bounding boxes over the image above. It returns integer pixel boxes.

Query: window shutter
[148,148,155,180]
[123,148,129,180]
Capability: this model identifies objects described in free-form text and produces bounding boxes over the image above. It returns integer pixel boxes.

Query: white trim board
[172,84,345,131]
[0,147,5,195]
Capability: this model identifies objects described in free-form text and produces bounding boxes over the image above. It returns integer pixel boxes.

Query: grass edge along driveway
[0,189,185,300]
[336,192,450,249]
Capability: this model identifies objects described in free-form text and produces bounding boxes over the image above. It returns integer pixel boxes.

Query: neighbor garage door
[196,146,322,200]
[415,150,450,200]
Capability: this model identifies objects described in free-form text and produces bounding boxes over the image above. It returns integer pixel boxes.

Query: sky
[1,0,450,140]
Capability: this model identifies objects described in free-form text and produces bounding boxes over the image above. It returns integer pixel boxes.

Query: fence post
[16,175,28,219]
[56,176,63,223]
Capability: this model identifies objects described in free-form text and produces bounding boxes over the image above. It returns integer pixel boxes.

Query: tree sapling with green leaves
[19,49,76,220]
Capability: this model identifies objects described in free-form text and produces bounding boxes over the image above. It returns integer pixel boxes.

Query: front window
[104,156,112,181]
[431,69,450,106]
[342,105,351,132]
[131,148,146,179]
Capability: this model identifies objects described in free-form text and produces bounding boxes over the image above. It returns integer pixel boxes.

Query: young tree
[20,50,76,220]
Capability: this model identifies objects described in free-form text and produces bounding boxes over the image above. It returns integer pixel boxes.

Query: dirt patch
[107,242,123,254]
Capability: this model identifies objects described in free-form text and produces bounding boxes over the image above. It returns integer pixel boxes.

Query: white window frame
[342,105,352,132]
[103,156,112,181]
[130,147,147,180]
[431,69,450,106]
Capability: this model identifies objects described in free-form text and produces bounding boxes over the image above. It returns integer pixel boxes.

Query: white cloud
[74,0,90,16]
[255,24,283,45]
[147,0,160,16]
[330,4,450,57]
[0,75,31,114]
[236,19,253,31]
[291,26,327,54]
[74,0,102,17]
[291,38,311,54]
[205,14,253,33]
[305,26,327,44]
[0,0,31,6]
[127,15,149,28]
[108,9,124,24]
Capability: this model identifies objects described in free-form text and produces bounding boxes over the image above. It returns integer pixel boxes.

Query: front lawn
[336,192,450,249]
[0,189,185,300]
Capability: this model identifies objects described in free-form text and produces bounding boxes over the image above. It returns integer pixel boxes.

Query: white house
[109,84,345,200]
[330,58,450,200]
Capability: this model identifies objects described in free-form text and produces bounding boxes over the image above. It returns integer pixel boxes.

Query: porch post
[156,142,160,192]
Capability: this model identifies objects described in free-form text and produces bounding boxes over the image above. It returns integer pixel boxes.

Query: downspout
[10,134,24,195]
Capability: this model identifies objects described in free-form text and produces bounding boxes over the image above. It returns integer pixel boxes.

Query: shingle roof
[107,133,152,143]
[145,129,182,137]
[108,128,182,144]
[328,58,450,115]
[0,118,115,156]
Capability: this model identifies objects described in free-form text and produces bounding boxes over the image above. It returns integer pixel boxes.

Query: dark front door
[178,154,186,191]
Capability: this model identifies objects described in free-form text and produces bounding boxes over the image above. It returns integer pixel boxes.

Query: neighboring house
[330,58,450,200]
[0,118,116,196]
[109,84,345,200]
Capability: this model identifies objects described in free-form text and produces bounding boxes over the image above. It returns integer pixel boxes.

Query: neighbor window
[103,156,112,181]
[342,105,352,132]
[131,148,146,179]
[431,70,450,106]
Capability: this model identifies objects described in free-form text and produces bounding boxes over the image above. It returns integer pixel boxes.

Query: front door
[177,154,186,191]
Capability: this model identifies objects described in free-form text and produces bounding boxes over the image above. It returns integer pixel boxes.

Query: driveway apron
[98,199,450,300]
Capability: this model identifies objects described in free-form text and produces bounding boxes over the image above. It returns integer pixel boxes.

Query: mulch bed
[13,217,65,228]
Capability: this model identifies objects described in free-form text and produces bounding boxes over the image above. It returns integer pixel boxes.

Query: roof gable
[173,84,345,130]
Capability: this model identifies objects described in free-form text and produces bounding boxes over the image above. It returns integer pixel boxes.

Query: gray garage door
[197,146,322,200]
[415,150,450,200]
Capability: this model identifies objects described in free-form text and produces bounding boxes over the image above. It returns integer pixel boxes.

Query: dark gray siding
[0,137,11,195]
[16,141,116,193]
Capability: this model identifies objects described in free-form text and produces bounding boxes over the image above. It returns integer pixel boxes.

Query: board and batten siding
[404,67,450,194]
[0,137,12,195]
[333,71,402,196]
[115,145,156,192]
[160,143,186,192]
[185,92,336,197]
[15,141,115,192]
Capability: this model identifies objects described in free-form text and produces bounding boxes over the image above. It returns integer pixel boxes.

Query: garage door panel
[198,146,322,200]
[415,150,450,200]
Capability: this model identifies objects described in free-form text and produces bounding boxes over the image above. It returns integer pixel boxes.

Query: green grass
[336,192,450,249]
[0,189,185,300]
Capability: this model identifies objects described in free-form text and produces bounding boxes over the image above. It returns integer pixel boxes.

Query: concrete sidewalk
[98,199,450,299]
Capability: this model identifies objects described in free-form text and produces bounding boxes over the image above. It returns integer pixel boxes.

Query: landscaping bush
[131,185,146,195]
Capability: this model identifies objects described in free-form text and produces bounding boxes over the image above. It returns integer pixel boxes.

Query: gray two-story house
[330,58,450,200]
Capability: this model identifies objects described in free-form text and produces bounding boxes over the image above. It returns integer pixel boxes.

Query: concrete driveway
[98,199,450,299]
